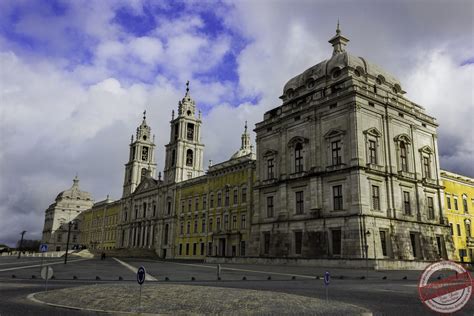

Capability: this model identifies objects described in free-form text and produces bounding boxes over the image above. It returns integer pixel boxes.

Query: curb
[27,292,159,315]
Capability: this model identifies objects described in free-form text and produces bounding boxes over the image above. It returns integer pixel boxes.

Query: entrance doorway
[219,238,226,256]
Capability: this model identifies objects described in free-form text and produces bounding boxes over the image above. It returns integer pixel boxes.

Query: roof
[55,176,93,201]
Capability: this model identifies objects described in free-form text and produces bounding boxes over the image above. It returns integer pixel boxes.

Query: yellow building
[79,197,121,250]
[174,123,256,258]
[442,170,474,262]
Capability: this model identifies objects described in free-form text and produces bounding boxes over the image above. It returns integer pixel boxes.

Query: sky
[0,0,473,246]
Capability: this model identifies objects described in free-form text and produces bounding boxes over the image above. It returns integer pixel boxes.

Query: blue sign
[137,266,146,285]
[324,271,330,286]
[39,244,48,253]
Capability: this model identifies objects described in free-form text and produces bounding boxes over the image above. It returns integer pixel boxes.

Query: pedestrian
[101,252,105,260]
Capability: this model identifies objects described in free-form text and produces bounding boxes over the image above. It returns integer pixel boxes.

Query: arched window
[463,195,469,213]
[186,149,193,166]
[400,142,408,172]
[295,143,303,172]
[141,168,147,181]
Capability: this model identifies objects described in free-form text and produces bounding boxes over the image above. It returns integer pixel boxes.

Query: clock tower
[164,81,205,183]
[122,111,157,197]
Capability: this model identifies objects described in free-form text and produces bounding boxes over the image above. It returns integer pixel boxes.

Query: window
[380,230,387,256]
[295,143,303,172]
[195,198,199,212]
[332,230,342,255]
[294,231,303,255]
[142,146,149,161]
[267,159,275,179]
[450,223,454,235]
[333,185,343,210]
[427,197,435,219]
[240,241,246,256]
[180,222,184,235]
[225,188,230,207]
[186,149,193,166]
[466,222,471,238]
[164,224,169,245]
[242,187,247,203]
[457,224,461,236]
[201,219,206,232]
[400,143,408,172]
[410,233,418,258]
[200,243,204,256]
[233,189,238,205]
[210,194,214,208]
[447,196,451,209]
[331,140,342,165]
[181,201,185,213]
[423,157,431,178]
[143,202,147,218]
[368,140,377,164]
[372,185,380,210]
[188,199,192,212]
[241,214,246,229]
[57,234,62,242]
[224,215,229,229]
[171,149,176,167]
[403,191,411,215]
[194,220,198,233]
[217,192,222,207]
[263,232,270,255]
[463,196,469,213]
[124,211,128,221]
[179,244,183,255]
[186,221,190,234]
[209,218,213,232]
[267,196,274,217]
[174,124,179,140]
[454,197,459,210]
[202,196,207,210]
[135,208,138,219]
[232,215,237,229]
[217,217,221,230]
[193,243,197,255]
[295,191,304,214]
[187,123,194,140]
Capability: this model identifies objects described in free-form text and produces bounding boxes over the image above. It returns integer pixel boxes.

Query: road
[0,255,473,315]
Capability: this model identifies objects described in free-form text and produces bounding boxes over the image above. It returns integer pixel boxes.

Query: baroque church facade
[53,25,454,267]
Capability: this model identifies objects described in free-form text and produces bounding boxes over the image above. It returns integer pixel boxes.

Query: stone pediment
[133,177,159,194]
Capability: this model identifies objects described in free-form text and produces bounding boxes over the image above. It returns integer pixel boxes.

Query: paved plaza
[0,255,473,315]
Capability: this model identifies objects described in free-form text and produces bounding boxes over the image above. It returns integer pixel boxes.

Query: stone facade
[248,25,453,263]
[42,176,94,251]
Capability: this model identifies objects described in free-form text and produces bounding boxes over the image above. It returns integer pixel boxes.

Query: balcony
[467,237,474,248]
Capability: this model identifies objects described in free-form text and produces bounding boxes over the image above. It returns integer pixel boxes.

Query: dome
[55,176,93,201]
[282,24,402,97]
[231,121,256,160]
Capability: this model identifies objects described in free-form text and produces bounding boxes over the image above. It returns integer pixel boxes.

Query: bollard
[118,276,123,281]
[73,276,78,280]
[402,276,407,280]
[191,277,195,281]
[216,264,221,280]
[382,276,387,280]
[242,276,247,280]
[267,276,271,280]
[165,277,170,281]
[339,276,344,280]
[96,276,101,281]
[291,276,296,280]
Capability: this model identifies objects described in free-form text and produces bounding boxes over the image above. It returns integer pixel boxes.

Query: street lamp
[64,220,76,264]
[17,230,27,259]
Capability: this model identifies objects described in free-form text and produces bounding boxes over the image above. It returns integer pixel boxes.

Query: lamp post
[17,230,27,259]
[64,221,75,264]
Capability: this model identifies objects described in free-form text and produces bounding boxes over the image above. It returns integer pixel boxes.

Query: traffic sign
[41,266,53,280]
[137,266,146,285]
[39,244,48,253]
[324,271,330,286]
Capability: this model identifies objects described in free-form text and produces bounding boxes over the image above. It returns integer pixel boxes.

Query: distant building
[41,176,93,251]
[441,170,474,262]
[79,196,120,250]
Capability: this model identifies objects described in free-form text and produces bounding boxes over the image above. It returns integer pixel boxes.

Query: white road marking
[0,259,63,266]
[166,261,317,279]
[112,257,157,281]
[0,258,88,272]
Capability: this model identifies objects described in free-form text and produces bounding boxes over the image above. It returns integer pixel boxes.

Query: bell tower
[164,81,205,183]
[122,111,157,197]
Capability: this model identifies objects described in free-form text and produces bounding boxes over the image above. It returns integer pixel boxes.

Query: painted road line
[112,257,157,281]
[166,261,316,279]
[0,258,89,272]
[0,259,64,266]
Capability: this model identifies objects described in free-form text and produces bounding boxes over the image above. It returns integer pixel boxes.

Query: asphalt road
[0,255,473,315]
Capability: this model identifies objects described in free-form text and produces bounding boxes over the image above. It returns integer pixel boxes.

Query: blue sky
[0,0,473,246]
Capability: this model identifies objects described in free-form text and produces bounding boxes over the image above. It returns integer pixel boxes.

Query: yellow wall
[80,200,121,250]
[442,170,474,262]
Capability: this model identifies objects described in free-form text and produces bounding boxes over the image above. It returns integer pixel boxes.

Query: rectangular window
[368,140,377,164]
[167,202,171,215]
[295,191,304,214]
[403,191,411,215]
[447,197,451,209]
[267,159,274,179]
[372,185,380,210]
[410,233,417,258]
[241,214,246,229]
[193,243,197,255]
[202,196,207,210]
[194,220,198,233]
[423,156,431,178]
[457,224,462,236]
[400,143,408,172]
[427,197,435,219]
[210,194,214,208]
[232,215,237,229]
[186,243,189,255]
[181,201,185,213]
[187,123,194,141]
[331,140,342,165]
[242,187,247,203]
[463,198,469,213]
[466,223,471,238]
[263,232,270,255]
[217,192,222,207]
[267,196,274,217]
[332,230,342,255]
[380,230,387,256]
[224,215,229,230]
[233,189,238,205]
[200,242,204,256]
[240,241,246,256]
[180,222,184,234]
[333,185,343,211]
[217,217,221,230]
[188,199,192,212]
[201,219,206,233]
[450,223,454,235]
[179,244,183,255]
[295,144,303,172]
[208,242,212,256]
[195,198,199,212]
[209,218,213,232]
[454,198,458,210]
[225,189,230,207]
[294,231,303,255]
